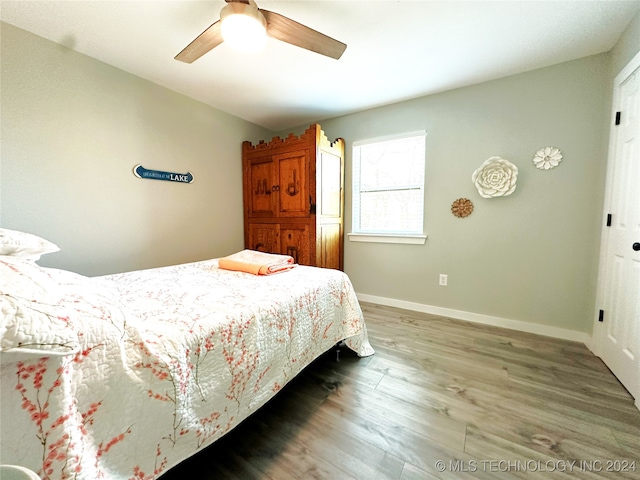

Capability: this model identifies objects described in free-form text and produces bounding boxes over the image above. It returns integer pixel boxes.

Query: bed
[0,229,373,480]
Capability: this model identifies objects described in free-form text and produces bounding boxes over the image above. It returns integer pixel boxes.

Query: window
[350,131,427,244]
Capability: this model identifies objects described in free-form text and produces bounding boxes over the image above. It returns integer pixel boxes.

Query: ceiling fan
[175,0,347,63]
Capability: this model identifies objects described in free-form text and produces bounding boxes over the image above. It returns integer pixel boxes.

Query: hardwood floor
[159,302,640,479]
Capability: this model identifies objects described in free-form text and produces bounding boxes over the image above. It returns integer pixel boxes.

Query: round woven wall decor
[451,198,474,218]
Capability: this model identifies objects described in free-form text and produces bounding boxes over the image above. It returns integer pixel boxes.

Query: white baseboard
[356,293,593,346]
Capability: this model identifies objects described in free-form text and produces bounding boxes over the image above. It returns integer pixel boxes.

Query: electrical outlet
[439,274,448,286]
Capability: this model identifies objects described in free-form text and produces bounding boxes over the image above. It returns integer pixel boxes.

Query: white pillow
[0,228,60,260]
[0,255,62,303]
[0,256,79,356]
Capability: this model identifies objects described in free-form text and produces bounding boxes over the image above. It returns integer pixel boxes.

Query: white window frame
[348,131,427,245]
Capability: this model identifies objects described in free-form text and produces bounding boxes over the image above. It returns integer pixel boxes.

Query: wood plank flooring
[159,302,640,479]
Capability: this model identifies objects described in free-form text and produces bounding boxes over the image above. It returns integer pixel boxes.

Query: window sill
[347,233,427,245]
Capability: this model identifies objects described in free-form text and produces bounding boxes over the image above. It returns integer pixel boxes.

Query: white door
[594,51,640,408]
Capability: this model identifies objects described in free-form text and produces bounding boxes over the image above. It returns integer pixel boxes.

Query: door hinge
[615,111,621,125]
[606,213,612,227]
[598,310,604,322]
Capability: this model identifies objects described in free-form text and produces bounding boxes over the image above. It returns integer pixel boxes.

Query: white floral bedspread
[0,258,373,479]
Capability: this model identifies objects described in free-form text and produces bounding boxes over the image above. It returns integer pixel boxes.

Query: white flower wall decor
[532,146,563,170]
[472,156,519,198]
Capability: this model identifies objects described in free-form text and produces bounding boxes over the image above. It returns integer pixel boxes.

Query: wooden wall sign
[133,165,194,184]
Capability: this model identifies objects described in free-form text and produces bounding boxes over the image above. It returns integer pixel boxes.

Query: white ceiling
[2,1,639,131]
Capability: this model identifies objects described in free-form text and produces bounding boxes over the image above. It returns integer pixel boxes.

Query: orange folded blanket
[218,249,296,275]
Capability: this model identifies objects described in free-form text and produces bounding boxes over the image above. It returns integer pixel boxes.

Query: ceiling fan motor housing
[220,2,266,30]
[220,1,267,51]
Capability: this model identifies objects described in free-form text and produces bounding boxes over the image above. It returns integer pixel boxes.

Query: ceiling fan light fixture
[220,2,267,53]
[175,0,347,64]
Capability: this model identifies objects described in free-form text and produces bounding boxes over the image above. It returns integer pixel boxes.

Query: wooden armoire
[242,124,345,270]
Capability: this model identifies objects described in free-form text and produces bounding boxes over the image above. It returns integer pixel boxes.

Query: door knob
[634,242,640,251]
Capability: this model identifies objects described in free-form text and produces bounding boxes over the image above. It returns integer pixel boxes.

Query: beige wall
[1,22,271,276]
[279,11,640,338]
[285,53,612,335]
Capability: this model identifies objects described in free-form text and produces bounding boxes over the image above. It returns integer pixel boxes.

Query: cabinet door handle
[286,246,299,263]
[256,179,270,195]
[272,185,280,192]
[286,169,299,196]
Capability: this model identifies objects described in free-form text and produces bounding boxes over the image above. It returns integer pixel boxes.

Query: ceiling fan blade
[260,9,346,60]
[175,20,224,64]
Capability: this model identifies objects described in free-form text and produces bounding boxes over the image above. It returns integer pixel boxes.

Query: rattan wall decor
[451,198,474,218]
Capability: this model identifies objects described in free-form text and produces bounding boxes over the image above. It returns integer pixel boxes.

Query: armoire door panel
[276,151,308,217]
[248,159,276,217]
[280,224,310,266]
[318,223,341,270]
[248,224,279,254]
[318,151,342,218]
